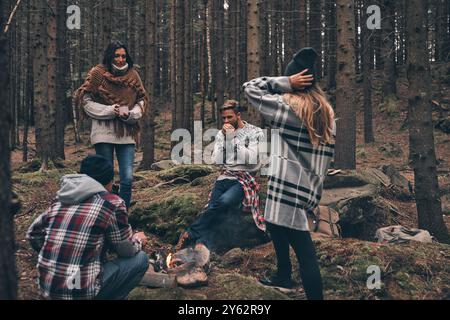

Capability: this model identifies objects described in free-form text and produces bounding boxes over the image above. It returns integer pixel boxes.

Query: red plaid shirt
[219,170,265,231]
[27,192,139,300]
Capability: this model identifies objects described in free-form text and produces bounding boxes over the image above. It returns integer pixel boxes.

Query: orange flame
[166,253,173,269]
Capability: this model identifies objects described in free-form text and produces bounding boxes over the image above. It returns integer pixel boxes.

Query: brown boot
[175,231,192,251]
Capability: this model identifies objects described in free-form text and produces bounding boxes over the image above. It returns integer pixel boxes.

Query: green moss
[130,193,203,244]
[211,274,290,300]
[12,168,76,187]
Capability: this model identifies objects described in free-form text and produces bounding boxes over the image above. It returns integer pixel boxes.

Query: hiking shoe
[175,231,192,251]
[259,276,295,289]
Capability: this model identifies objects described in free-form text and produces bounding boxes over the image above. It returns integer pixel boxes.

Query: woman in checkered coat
[243,48,335,300]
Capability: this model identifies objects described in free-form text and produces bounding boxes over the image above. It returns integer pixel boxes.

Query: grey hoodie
[57,174,107,205]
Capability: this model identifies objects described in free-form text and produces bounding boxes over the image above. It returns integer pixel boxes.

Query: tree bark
[326,0,337,91]
[381,0,397,99]
[246,0,261,126]
[362,0,374,143]
[32,0,57,170]
[140,0,157,170]
[334,0,357,169]
[0,0,18,300]
[406,0,449,243]
[214,0,225,128]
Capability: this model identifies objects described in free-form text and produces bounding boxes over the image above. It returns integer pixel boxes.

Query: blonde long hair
[283,84,335,146]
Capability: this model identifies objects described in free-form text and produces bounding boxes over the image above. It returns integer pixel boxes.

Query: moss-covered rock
[130,193,203,244]
[12,168,77,187]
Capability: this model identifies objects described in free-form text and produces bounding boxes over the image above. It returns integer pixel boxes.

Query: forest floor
[10,73,450,300]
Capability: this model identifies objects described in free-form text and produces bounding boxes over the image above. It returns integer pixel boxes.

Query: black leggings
[266,222,323,300]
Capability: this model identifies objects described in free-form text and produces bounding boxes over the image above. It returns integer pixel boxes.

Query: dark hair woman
[243,47,335,300]
[74,41,149,209]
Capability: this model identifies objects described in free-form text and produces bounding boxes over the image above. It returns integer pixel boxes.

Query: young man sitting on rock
[176,100,265,252]
[27,154,149,300]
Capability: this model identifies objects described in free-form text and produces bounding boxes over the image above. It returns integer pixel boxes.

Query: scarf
[74,64,149,142]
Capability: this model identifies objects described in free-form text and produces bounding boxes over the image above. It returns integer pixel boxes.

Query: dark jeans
[266,222,324,300]
[188,179,244,249]
[96,251,149,300]
[94,143,135,209]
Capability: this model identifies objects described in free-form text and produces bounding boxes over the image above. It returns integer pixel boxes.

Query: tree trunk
[298,0,307,49]
[169,0,177,134]
[214,0,225,128]
[406,0,449,243]
[140,0,157,170]
[32,0,57,170]
[175,0,185,130]
[0,0,18,300]
[309,0,322,78]
[23,0,33,161]
[200,0,209,126]
[184,0,193,133]
[381,0,397,99]
[56,0,68,159]
[99,0,113,61]
[246,0,261,126]
[327,0,337,91]
[362,0,374,143]
[334,0,357,169]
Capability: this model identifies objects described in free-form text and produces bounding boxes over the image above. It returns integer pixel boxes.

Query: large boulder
[321,169,400,241]
[130,194,268,253]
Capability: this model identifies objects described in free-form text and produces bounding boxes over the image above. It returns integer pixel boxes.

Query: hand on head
[289,69,314,90]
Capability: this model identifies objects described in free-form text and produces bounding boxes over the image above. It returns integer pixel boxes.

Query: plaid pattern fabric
[27,192,139,300]
[244,76,336,231]
[221,170,265,231]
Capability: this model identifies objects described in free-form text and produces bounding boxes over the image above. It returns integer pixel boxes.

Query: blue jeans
[94,143,135,209]
[96,251,149,300]
[188,179,244,249]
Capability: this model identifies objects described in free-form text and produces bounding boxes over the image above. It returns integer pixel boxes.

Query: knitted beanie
[80,154,114,185]
[284,47,318,84]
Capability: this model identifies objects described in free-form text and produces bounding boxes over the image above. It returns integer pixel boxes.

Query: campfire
[141,244,210,288]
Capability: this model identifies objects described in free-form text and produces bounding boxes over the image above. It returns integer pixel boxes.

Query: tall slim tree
[214,0,225,128]
[362,0,374,143]
[140,0,157,170]
[326,0,337,91]
[335,0,357,169]
[32,0,57,170]
[406,0,449,242]
[246,0,261,125]
[381,0,397,99]
[0,0,18,300]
